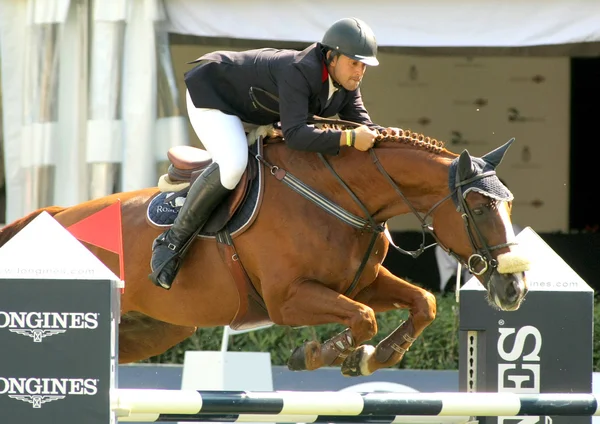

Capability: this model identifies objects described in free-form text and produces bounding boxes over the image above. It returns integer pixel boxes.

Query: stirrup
[148,255,183,290]
[148,271,172,290]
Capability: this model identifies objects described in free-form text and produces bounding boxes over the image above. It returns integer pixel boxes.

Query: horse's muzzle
[489,271,528,311]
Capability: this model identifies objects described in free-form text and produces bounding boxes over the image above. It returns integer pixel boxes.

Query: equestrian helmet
[321,17,379,66]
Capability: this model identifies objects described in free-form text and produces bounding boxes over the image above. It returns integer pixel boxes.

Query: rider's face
[328,54,367,91]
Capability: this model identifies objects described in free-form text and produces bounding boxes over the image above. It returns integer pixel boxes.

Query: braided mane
[317,124,445,153]
[256,123,446,154]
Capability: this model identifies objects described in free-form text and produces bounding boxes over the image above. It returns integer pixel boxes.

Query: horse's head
[432,138,530,311]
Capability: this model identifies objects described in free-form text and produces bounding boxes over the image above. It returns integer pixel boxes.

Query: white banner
[164,0,600,48]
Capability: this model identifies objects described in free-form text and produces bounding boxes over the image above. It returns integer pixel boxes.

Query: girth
[216,229,271,331]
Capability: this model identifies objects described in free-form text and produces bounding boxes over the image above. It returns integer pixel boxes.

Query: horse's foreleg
[340,266,437,376]
[265,279,378,372]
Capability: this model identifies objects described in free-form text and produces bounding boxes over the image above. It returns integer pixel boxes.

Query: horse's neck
[266,143,454,222]
[367,147,454,221]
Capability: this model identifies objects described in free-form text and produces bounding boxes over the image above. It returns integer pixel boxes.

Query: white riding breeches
[186,90,249,190]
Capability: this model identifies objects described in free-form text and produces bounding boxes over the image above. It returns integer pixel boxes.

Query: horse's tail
[0,206,66,248]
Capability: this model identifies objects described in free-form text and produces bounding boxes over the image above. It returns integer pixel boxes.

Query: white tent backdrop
[1,0,599,228]
[164,0,600,50]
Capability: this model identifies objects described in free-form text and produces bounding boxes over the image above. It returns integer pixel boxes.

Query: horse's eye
[472,208,484,216]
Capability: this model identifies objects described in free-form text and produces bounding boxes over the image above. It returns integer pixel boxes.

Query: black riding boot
[149,162,231,289]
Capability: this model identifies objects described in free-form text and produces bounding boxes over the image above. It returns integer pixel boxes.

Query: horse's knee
[348,304,377,342]
[414,291,437,324]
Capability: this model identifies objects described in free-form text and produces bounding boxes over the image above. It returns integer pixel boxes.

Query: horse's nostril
[506,281,518,300]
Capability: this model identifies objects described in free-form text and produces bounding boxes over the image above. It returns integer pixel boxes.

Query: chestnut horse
[0,127,529,377]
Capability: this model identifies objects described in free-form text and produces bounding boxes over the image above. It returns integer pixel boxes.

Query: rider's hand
[352,125,377,151]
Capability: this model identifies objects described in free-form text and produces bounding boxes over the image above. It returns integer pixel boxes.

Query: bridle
[367,149,516,279]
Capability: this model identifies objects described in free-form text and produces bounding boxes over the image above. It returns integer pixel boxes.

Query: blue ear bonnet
[448,159,513,207]
[448,139,515,208]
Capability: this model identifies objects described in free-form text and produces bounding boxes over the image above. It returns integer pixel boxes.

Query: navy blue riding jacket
[184,43,382,156]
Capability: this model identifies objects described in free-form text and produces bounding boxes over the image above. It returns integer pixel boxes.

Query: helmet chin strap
[326,59,344,90]
[332,74,344,90]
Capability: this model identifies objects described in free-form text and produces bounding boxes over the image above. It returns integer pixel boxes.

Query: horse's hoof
[341,345,375,377]
[287,345,307,371]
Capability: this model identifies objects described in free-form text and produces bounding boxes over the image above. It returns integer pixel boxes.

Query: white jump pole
[111,389,600,419]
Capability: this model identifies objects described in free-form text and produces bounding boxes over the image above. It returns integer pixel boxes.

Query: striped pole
[119,413,472,423]
[112,389,600,419]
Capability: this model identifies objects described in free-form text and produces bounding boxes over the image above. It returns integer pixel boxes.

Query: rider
[149,17,397,290]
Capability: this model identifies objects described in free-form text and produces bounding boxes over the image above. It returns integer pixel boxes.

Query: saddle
[156,140,270,331]
[161,145,258,234]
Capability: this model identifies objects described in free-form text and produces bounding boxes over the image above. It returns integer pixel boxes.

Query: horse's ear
[457,150,476,181]
[481,138,515,169]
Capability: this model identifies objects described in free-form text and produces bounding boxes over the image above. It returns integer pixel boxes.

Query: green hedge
[143,294,599,371]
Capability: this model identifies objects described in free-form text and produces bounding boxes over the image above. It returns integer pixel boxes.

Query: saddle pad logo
[147,192,183,226]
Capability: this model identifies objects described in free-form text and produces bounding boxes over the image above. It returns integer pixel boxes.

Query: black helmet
[321,17,379,66]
